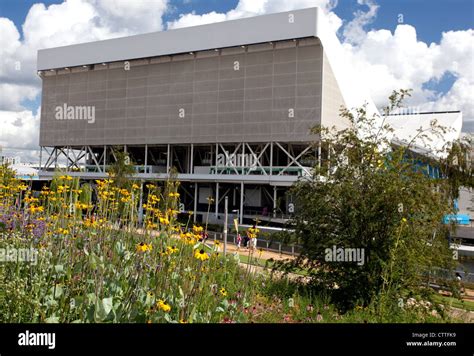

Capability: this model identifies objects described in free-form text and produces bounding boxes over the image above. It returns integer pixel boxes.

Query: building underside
[39,141,325,225]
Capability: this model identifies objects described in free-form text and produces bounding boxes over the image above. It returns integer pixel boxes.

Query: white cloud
[0,84,39,112]
[0,109,40,151]
[1,0,170,111]
[92,0,169,34]
[342,0,379,44]
[167,0,339,29]
[343,26,474,132]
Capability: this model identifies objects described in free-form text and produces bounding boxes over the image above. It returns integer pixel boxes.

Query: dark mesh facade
[39,37,323,147]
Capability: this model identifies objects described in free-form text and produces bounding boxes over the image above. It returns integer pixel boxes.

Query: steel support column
[273,185,277,218]
[240,181,244,224]
[193,183,198,223]
[215,182,219,218]
[144,144,148,174]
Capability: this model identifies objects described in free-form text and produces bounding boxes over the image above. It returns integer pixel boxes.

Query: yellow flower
[194,249,209,261]
[75,202,89,210]
[136,242,153,253]
[28,205,44,213]
[149,194,160,203]
[192,225,203,233]
[159,217,169,225]
[146,222,158,229]
[182,232,196,245]
[132,184,140,190]
[83,218,98,228]
[169,192,180,198]
[247,227,260,239]
[402,218,407,223]
[167,245,179,254]
[219,287,227,297]
[168,209,179,216]
[157,299,171,313]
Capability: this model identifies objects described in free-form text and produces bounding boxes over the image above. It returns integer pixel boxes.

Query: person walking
[246,224,259,251]
[251,234,257,250]
[236,233,242,250]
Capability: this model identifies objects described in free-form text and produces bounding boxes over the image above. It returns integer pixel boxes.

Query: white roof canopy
[386,111,463,158]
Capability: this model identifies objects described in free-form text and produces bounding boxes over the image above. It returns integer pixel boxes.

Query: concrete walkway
[207,238,295,262]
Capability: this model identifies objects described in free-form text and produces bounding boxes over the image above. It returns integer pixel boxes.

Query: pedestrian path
[207,238,295,262]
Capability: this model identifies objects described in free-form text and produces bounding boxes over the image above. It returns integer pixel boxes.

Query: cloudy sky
[0,0,473,162]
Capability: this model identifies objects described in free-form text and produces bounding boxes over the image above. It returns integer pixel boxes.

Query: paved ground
[207,239,294,261]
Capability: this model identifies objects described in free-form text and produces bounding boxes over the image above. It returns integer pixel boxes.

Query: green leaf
[96,297,113,321]
[54,264,64,274]
[50,284,63,299]
[87,292,97,304]
[45,315,59,323]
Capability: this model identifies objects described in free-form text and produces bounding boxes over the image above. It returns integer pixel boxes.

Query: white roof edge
[37,7,319,70]
[386,111,463,158]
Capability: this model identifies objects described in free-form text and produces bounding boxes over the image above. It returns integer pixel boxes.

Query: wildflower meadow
[0,164,468,323]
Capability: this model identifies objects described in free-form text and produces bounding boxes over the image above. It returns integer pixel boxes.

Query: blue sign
[443,214,471,225]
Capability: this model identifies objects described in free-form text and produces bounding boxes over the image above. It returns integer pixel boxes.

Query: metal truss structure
[39,142,321,225]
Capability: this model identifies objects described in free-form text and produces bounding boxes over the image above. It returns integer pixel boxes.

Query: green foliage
[277,90,460,313]
[438,137,474,197]
[0,170,257,323]
[108,148,136,189]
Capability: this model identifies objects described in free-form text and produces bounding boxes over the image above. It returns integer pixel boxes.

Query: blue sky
[2,0,473,44]
[337,0,474,43]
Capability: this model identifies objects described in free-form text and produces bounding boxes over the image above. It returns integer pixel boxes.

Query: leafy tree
[108,147,136,189]
[277,90,466,314]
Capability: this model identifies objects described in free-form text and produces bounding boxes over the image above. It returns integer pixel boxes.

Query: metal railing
[208,231,301,256]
